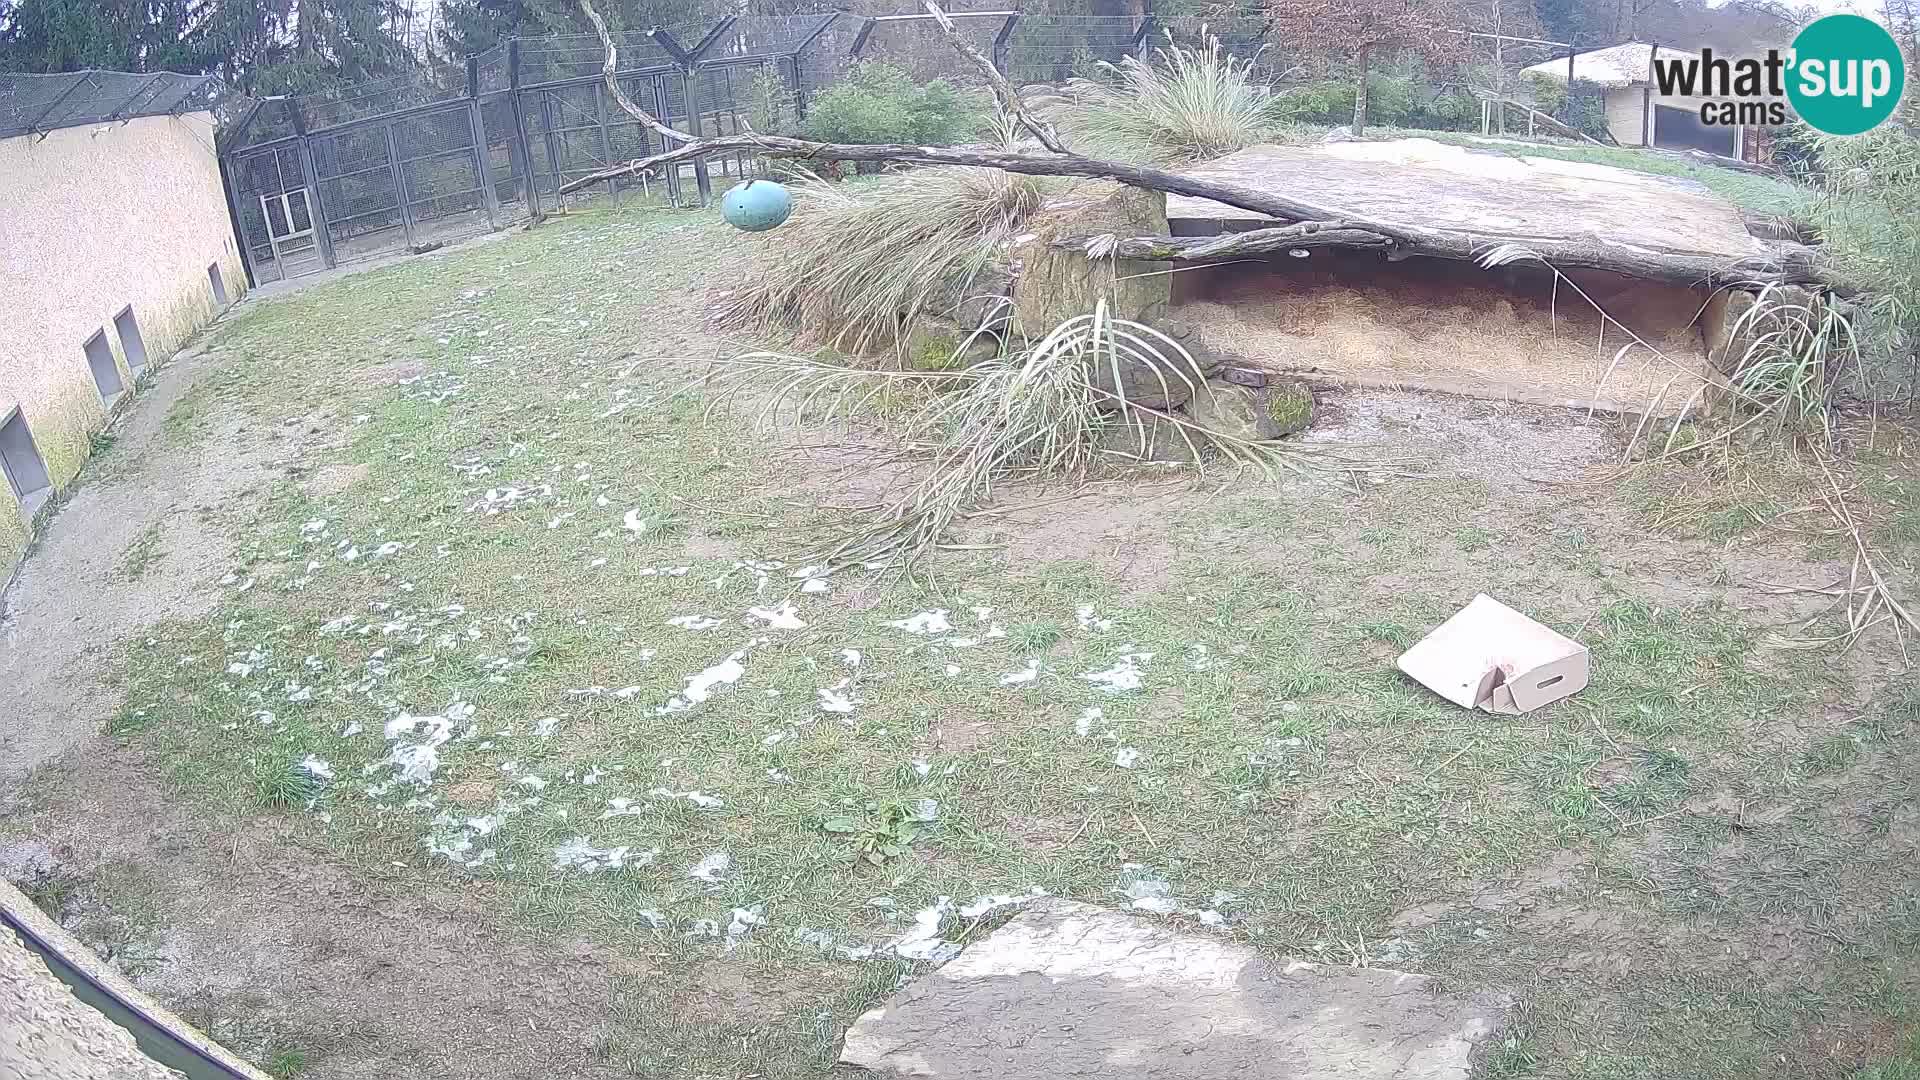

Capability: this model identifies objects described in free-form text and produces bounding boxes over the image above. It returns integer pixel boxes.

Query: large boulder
[1184,378,1315,440]
[1009,183,1171,339]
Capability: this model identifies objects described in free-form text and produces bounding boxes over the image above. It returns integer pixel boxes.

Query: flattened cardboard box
[1397,594,1589,714]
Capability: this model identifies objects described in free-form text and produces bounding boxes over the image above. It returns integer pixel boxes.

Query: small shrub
[802,61,984,146]
[745,65,794,136]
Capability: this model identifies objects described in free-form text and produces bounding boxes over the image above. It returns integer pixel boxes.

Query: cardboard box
[1397,594,1589,714]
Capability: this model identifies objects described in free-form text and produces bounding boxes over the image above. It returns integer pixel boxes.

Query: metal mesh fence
[214,8,1612,286]
[0,70,223,140]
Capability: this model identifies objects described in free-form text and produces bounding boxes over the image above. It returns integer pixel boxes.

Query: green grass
[75,198,1920,1078]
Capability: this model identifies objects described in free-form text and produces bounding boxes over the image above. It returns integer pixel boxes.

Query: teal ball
[721,179,792,232]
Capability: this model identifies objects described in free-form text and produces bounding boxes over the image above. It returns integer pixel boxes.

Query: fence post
[466,56,501,230]
[683,68,712,206]
[992,13,1021,75]
[1564,35,1575,123]
[507,38,543,220]
[383,124,419,249]
[594,80,615,196]
[539,91,566,208]
[655,79,682,205]
[286,101,337,269]
[217,151,261,288]
[1641,40,1655,147]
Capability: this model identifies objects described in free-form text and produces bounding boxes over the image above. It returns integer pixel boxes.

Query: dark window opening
[209,263,228,305]
[114,306,149,373]
[83,329,124,403]
[0,407,53,511]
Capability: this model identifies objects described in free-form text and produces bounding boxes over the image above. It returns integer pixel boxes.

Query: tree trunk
[1352,44,1371,135]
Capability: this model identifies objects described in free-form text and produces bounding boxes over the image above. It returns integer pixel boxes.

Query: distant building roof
[1520,42,1700,89]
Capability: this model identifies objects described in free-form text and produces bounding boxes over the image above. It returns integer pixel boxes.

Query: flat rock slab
[1167,138,1767,259]
[839,900,1509,1078]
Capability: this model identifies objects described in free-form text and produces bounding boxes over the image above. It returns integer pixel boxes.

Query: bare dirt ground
[0,330,633,1079]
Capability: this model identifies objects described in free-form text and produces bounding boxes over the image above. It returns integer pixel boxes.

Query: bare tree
[1264,0,1473,134]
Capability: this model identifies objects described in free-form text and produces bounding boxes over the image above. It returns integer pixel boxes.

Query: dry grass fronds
[711,138,1054,362]
[706,302,1356,574]
[1063,31,1282,165]
[1760,457,1917,661]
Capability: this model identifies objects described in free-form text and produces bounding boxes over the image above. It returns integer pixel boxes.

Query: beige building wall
[0,110,245,570]
[1603,87,1649,145]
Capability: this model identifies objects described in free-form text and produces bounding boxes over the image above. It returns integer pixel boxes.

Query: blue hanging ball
[721,179,792,233]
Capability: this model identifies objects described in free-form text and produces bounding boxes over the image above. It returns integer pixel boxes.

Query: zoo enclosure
[215,8,1593,285]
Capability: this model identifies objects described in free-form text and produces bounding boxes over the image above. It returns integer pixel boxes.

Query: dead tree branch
[921,0,1070,153]
[1052,227,1855,293]
[579,0,691,146]
[563,0,1851,295]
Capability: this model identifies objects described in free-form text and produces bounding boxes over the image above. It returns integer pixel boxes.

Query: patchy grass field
[4,198,1918,1079]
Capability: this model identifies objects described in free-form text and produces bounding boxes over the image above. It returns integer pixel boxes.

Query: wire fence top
[0,69,223,140]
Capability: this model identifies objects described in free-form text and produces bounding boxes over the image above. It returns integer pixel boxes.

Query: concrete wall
[0,111,244,571]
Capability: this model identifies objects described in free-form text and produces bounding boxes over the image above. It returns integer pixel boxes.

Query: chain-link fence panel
[0,70,223,139]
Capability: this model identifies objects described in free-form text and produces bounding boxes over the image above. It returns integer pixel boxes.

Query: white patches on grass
[723,907,767,951]
[944,664,961,677]
[1076,605,1114,632]
[1075,707,1104,738]
[299,755,334,781]
[1188,643,1221,671]
[889,610,953,635]
[687,850,732,884]
[1082,651,1153,694]
[946,624,1006,648]
[658,651,747,714]
[839,649,862,667]
[1113,748,1141,769]
[516,775,549,791]
[599,798,647,819]
[374,705,466,787]
[470,485,552,516]
[746,602,805,630]
[999,658,1041,686]
[553,836,657,873]
[762,729,791,748]
[648,788,724,809]
[794,927,875,961]
[533,716,562,737]
[886,898,958,963]
[972,606,995,622]
[668,615,722,631]
[1117,870,1232,926]
[817,679,858,715]
[622,508,653,535]
[958,887,1050,919]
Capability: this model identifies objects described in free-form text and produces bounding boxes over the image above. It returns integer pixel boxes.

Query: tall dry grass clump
[707,303,1337,573]
[713,150,1051,361]
[1064,33,1281,164]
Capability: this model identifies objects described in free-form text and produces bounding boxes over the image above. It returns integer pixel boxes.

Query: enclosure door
[1652,104,1735,157]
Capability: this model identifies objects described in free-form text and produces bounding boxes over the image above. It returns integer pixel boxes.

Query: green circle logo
[1787,14,1906,135]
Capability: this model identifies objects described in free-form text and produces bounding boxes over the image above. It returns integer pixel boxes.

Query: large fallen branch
[1052,225,1853,293]
[569,0,1852,295]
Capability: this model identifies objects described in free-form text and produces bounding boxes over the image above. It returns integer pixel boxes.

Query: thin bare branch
[577,0,692,146]
[922,0,1070,154]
